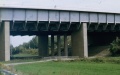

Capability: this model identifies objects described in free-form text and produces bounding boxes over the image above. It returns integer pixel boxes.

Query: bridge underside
[9,21,79,35]
[0,21,119,61]
[6,21,120,35]
[0,8,120,61]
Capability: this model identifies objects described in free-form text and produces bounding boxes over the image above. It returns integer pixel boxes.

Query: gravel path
[5,59,54,66]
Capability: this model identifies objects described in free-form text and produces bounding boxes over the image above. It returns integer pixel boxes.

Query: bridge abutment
[0,21,10,61]
[71,23,88,57]
[88,32,117,56]
[38,35,48,57]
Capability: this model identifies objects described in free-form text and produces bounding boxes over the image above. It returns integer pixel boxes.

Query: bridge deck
[0,9,120,35]
[0,0,120,35]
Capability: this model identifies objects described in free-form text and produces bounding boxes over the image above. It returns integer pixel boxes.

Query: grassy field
[1,54,40,64]
[12,53,38,57]
[15,58,120,75]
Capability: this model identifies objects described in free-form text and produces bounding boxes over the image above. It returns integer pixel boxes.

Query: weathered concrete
[71,23,88,57]
[38,35,48,57]
[57,35,61,56]
[64,34,68,56]
[51,35,54,56]
[0,21,10,61]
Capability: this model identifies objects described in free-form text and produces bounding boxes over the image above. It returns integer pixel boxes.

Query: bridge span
[0,0,120,61]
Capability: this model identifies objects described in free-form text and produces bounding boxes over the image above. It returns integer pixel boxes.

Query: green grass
[2,53,40,64]
[15,60,120,75]
[12,53,37,57]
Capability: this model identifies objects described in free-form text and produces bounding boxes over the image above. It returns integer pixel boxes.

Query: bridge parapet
[0,9,120,24]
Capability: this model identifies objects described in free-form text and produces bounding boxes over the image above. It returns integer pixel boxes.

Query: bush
[22,48,38,55]
[109,37,120,56]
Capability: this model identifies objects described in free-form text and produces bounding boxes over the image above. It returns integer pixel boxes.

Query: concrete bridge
[0,0,120,61]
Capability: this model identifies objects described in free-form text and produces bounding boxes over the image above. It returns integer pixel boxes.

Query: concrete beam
[71,23,88,57]
[87,23,91,30]
[111,24,116,30]
[64,34,68,56]
[51,35,54,56]
[0,21,10,61]
[103,24,108,30]
[38,35,48,57]
[0,22,1,28]
[95,23,100,30]
[57,35,61,56]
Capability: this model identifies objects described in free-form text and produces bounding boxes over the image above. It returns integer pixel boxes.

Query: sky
[10,36,35,47]
[0,0,120,13]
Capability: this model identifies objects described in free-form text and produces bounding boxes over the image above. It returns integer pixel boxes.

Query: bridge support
[64,34,68,56]
[38,35,48,57]
[57,35,61,56]
[51,35,54,56]
[71,23,88,57]
[0,21,10,61]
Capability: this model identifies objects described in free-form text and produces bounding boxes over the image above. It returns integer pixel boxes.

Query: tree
[109,37,120,56]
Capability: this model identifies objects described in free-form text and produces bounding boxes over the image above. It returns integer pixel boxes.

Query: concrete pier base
[38,35,48,57]
[57,35,61,56]
[51,35,54,56]
[71,23,88,57]
[64,34,68,56]
[0,21,10,61]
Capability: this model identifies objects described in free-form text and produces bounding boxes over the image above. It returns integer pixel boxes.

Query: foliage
[22,49,38,55]
[11,36,38,55]
[79,57,120,64]
[11,36,72,56]
[109,37,120,56]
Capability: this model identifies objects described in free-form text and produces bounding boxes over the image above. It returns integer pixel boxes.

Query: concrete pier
[38,35,48,57]
[57,35,61,56]
[71,23,88,57]
[0,22,10,61]
[64,34,68,56]
[51,35,54,56]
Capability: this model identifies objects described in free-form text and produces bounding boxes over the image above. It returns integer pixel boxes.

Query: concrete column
[71,23,88,57]
[38,35,48,57]
[0,21,10,61]
[51,35,54,56]
[57,35,61,56]
[64,34,68,56]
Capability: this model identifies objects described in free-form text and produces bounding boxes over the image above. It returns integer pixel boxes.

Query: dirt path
[5,57,77,66]
[5,59,53,66]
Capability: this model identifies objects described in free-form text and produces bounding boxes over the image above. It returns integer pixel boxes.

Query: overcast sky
[10,36,35,47]
[0,0,120,13]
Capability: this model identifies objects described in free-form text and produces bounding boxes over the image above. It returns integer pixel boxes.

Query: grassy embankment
[15,57,120,75]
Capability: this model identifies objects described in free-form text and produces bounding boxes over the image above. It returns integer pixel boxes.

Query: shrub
[109,37,120,56]
[22,48,38,55]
